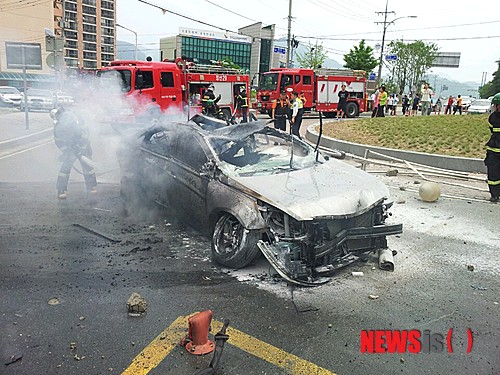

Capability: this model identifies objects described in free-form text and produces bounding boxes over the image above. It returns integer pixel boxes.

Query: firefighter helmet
[207,85,214,92]
[492,93,500,105]
[49,109,58,120]
[240,86,246,93]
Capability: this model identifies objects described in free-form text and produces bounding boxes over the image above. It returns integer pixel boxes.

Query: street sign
[5,42,42,70]
[274,47,286,55]
[385,54,398,61]
[369,72,376,80]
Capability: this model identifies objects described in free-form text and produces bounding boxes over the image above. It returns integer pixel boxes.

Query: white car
[468,99,492,114]
[0,86,23,108]
[20,88,56,112]
[54,91,74,107]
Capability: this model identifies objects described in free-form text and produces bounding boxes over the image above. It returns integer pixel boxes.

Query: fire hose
[194,319,230,375]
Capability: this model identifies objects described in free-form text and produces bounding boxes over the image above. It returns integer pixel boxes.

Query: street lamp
[116,23,138,60]
[376,13,417,86]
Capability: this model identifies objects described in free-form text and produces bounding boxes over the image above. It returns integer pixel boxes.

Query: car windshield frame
[27,89,53,97]
[0,87,20,95]
[259,72,279,91]
[206,123,324,177]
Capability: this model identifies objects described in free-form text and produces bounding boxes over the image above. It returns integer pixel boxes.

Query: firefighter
[271,90,290,132]
[485,93,500,202]
[201,85,223,119]
[51,107,97,199]
[290,91,304,138]
[236,86,249,123]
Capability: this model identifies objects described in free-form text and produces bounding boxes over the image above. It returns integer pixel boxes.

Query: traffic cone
[180,310,215,355]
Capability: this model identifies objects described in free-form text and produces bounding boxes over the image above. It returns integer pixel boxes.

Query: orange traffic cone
[180,310,215,355]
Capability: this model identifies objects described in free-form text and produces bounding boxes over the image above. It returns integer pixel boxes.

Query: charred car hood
[228,159,390,221]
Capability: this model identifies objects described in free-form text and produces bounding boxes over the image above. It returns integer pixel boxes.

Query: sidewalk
[0,109,53,146]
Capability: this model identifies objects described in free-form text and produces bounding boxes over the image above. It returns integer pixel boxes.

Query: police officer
[271,90,290,131]
[236,86,249,123]
[290,91,304,138]
[485,93,500,202]
[52,107,97,199]
[201,85,223,118]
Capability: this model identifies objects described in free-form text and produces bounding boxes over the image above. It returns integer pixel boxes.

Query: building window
[82,5,96,15]
[83,33,97,42]
[82,0,96,5]
[101,9,114,19]
[82,14,96,24]
[66,49,78,58]
[65,2,77,11]
[83,42,97,51]
[83,24,96,33]
[83,51,97,60]
[102,0,114,10]
[83,60,97,69]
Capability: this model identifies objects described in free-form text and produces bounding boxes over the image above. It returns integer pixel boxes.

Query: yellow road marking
[122,313,337,375]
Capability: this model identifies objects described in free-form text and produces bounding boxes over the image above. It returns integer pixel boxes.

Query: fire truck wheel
[346,102,359,118]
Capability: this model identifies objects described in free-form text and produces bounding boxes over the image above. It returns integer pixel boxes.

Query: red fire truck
[97,58,249,124]
[256,67,367,118]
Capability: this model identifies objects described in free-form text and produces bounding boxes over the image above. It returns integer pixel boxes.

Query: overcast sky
[117,0,499,84]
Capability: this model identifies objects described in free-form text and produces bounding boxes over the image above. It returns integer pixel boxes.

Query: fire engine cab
[256,67,367,118]
[97,58,249,124]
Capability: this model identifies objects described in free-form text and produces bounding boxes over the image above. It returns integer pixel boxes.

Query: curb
[305,124,487,174]
[0,128,53,149]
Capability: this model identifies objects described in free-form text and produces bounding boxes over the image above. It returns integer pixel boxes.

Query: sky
[117,0,499,85]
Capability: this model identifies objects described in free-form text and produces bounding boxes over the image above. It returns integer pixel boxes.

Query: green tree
[479,59,500,98]
[385,40,438,93]
[343,39,378,77]
[296,42,327,70]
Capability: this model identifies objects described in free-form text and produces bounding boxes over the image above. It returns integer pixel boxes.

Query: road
[0,110,499,375]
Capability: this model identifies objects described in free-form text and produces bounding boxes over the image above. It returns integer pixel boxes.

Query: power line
[203,0,257,22]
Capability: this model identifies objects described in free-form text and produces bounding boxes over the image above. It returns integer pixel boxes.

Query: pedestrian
[411,93,420,116]
[290,91,304,138]
[235,86,249,123]
[420,83,433,116]
[402,94,410,116]
[51,107,97,200]
[434,98,442,115]
[299,91,307,108]
[376,86,387,117]
[336,84,348,119]
[484,93,500,202]
[453,95,463,115]
[386,94,393,115]
[371,90,379,118]
[391,94,398,116]
[445,95,454,115]
[271,90,290,132]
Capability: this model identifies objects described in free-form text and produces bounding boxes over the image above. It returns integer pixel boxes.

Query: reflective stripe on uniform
[58,172,70,177]
[487,179,500,185]
[492,128,500,132]
[486,146,500,153]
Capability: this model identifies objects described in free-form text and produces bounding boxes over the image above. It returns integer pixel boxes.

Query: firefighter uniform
[290,91,304,138]
[271,93,290,131]
[53,108,96,199]
[236,88,249,123]
[485,94,500,202]
[201,87,223,118]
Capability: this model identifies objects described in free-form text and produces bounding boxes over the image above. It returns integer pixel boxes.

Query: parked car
[467,99,492,115]
[119,115,403,286]
[54,91,74,107]
[461,96,473,111]
[0,86,23,108]
[20,88,56,111]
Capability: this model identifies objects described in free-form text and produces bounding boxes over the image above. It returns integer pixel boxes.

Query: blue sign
[274,47,286,55]
[385,54,398,61]
[369,72,376,80]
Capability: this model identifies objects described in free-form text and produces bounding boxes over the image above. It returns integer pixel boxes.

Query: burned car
[120,115,402,286]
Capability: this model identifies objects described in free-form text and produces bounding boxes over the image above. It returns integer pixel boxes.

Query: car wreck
[119,115,403,286]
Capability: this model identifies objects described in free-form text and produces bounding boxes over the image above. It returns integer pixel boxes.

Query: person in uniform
[202,85,223,118]
[290,91,304,138]
[236,86,249,123]
[336,84,348,119]
[485,93,500,202]
[51,107,97,199]
[271,90,290,132]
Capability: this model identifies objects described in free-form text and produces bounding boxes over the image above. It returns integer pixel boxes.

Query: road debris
[74,354,85,361]
[127,292,147,316]
[368,295,379,300]
[467,264,475,271]
[70,342,77,350]
[72,223,120,243]
[93,207,112,213]
[48,297,60,305]
[386,169,398,176]
[396,198,406,204]
[419,182,441,202]
[470,285,487,291]
[351,272,364,277]
[5,352,23,366]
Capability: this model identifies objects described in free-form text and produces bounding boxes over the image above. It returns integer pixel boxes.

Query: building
[160,24,276,84]
[55,0,116,70]
[0,0,116,88]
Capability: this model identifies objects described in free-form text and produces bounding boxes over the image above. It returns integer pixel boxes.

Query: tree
[479,59,500,98]
[343,39,378,77]
[296,42,327,70]
[385,40,438,94]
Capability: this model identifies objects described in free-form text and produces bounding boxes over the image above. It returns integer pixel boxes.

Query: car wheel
[211,213,261,268]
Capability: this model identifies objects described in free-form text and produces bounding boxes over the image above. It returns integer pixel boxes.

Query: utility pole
[286,0,292,67]
[375,0,394,87]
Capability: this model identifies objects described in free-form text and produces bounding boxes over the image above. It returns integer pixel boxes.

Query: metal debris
[369,295,379,300]
[48,297,60,305]
[386,169,398,177]
[467,264,475,271]
[351,272,364,277]
[5,352,23,366]
[72,223,120,243]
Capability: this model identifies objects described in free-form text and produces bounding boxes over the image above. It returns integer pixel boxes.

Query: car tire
[211,213,261,268]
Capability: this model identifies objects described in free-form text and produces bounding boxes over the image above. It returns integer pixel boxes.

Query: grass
[320,114,491,158]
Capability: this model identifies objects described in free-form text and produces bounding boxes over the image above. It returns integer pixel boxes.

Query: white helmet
[49,108,58,120]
